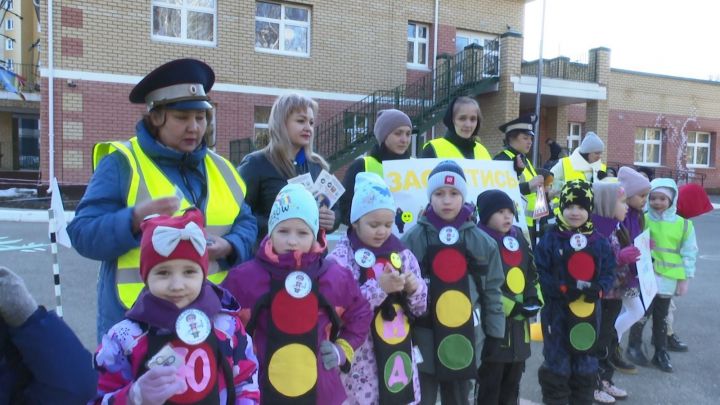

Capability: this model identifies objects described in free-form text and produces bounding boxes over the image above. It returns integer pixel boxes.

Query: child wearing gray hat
[338,109,413,226]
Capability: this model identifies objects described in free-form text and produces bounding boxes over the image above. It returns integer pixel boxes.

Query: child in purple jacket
[328,172,428,405]
[223,184,372,405]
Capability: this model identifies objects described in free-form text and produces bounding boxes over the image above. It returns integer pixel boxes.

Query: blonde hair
[262,93,329,178]
[143,107,215,148]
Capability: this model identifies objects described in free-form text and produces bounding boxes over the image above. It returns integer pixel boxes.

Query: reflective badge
[390,252,402,269]
[285,271,312,299]
[355,248,377,268]
[502,236,520,252]
[570,233,588,251]
[176,308,211,345]
[439,226,460,245]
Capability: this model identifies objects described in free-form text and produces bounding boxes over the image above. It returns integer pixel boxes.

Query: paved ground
[1,197,719,404]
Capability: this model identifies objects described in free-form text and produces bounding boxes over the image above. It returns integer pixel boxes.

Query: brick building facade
[30,0,720,190]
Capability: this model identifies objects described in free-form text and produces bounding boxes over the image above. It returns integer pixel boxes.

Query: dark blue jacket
[0,307,97,404]
[535,227,616,301]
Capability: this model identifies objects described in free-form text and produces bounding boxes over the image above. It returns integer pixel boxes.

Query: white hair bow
[151,221,207,257]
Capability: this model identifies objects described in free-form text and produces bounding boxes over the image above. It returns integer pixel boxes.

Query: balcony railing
[3,63,41,93]
[521,57,597,83]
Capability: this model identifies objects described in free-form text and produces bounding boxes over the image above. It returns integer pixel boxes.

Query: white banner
[381,159,528,237]
[634,229,657,310]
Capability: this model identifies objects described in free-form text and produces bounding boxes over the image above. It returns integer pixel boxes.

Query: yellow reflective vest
[646,215,692,280]
[424,138,491,160]
[502,149,538,226]
[92,137,247,308]
[552,157,607,211]
[363,155,383,177]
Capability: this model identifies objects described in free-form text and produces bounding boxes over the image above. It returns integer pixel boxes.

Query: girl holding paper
[239,93,338,240]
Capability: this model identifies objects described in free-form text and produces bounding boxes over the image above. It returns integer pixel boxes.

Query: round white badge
[354,248,377,268]
[570,233,588,251]
[284,271,313,299]
[503,236,520,252]
[440,226,460,245]
[175,308,211,346]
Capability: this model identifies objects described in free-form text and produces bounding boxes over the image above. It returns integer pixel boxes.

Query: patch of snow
[0,188,37,198]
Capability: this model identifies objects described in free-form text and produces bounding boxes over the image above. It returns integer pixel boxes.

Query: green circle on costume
[384,351,413,393]
[437,334,474,370]
[569,322,596,351]
[569,298,595,318]
[435,290,471,328]
[506,267,526,294]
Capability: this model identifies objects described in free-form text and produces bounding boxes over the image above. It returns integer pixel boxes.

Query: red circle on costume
[568,252,595,281]
[501,247,522,267]
[432,248,467,283]
[271,290,318,335]
[366,268,376,280]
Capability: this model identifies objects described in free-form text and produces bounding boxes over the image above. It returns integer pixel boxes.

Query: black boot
[538,365,570,405]
[610,345,638,374]
[568,373,595,405]
[667,334,689,352]
[652,349,673,373]
[625,322,650,367]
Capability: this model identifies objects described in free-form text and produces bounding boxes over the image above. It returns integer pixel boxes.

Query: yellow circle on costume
[435,290,471,328]
[506,267,526,294]
[390,253,402,269]
[268,344,317,397]
[375,303,410,345]
[569,298,595,318]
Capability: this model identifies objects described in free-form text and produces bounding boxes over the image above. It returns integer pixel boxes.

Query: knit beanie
[140,209,209,282]
[677,183,713,219]
[350,172,396,223]
[426,160,468,200]
[560,179,593,213]
[373,109,412,145]
[651,186,675,205]
[617,166,651,197]
[268,183,320,237]
[592,181,625,218]
[476,189,516,225]
[578,131,604,153]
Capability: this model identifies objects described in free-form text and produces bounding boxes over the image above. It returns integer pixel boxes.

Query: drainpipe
[430,0,438,144]
[532,0,546,167]
[47,0,55,183]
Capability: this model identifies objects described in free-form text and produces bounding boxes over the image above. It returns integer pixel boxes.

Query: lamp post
[532,0,547,167]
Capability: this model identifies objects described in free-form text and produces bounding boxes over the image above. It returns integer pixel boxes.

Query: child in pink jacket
[328,173,428,405]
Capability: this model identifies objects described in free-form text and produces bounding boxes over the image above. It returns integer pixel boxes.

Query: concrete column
[585,47,611,146]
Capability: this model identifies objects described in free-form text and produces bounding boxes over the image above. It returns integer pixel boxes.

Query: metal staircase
[315,42,501,170]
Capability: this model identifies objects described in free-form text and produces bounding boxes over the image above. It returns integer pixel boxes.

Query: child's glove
[0,267,38,327]
[617,246,641,266]
[130,366,185,405]
[481,337,503,360]
[564,285,583,302]
[520,297,542,318]
[319,340,346,370]
[582,283,602,303]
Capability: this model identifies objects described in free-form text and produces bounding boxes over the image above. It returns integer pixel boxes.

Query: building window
[5,18,12,31]
[18,117,40,170]
[6,58,13,71]
[344,112,369,144]
[634,128,662,166]
[567,122,582,152]
[4,1,12,10]
[686,131,711,168]
[229,139,253,167]
[5,39,12,51]
[255,1,310,56]
[407,22,428,68]
[254,106,271,148]
[151,0,216,45]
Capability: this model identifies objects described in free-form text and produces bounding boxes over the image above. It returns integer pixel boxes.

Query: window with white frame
[255,1,310,56]
[5,39,12,51]
[4,0,12,10]
[686,131,711,167]
[5,18,13,31]
[567,122,582,152]
[407,22,428,68]
[344,112,369,144]
[634,128,662,166]
[6,59,13,71]
[254,106,271,148]
[151,0,216,45]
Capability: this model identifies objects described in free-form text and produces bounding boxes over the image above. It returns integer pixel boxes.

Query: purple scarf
[255,235,328,281]
[592,213,619,239]
[347,228,406,257]
[478,223,519,241]
[424,202,474,230]
[622,207,644,240]
[126,281,224,331]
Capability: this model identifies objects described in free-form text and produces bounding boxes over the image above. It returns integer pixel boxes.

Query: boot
[652,349,673,373]
[609,345,637,374]
[667,333,689,352]
[568,373,594,405]
[538,365,570,405]
[625,322,650,367]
